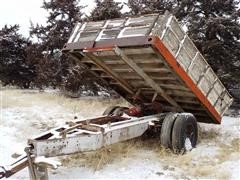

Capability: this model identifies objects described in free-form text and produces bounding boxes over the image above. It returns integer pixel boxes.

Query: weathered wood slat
[114,47,183,111]
[101,74,177,82]
[83,52,135,94]
[181,105,204,111]
[94,53,159,61]
[94,47,154,57]
[93,67,171,73]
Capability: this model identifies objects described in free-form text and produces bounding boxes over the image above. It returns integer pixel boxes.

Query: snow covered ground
[1,88,239,179]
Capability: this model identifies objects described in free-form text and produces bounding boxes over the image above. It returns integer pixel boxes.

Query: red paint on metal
[151,36,221,124]
[83,46,114,52]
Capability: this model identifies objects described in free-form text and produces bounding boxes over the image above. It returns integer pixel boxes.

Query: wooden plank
[83,52,135,94]
[151,48,184,86]
[94,63,166,70]
[94,47,154,57]
[152,92,158,102]
[197,65,210,86]
[99,58,163,65]
[173,97,199,104]
[92,67,169,73]
[94,52,158,61]
[186,52,198,73]
[143,93,199,105]
[81,59,95,64]
[114,47,183,111]
[156,84,190,91]
[111,68,170,73]
[164,90,195,97]
[126,80,189,91]
[206,78,219,98]
[181,105,204,111]
[101,75,177,81]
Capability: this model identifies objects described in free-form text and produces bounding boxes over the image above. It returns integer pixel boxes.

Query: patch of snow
[1,89,239,179]
[35,156,62,169]
[184,138,192,151]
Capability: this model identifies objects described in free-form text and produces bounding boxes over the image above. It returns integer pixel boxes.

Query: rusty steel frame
[0,114,165,179]
[28,114,163,157]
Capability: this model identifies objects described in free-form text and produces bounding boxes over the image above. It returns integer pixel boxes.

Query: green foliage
[0,25,37,88]
[187,0,240,87]
[89,0,123,21]
[30,0,83,54]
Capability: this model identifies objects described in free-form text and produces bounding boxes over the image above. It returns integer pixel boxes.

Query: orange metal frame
[151,36,221,124]
[82,36,221,124]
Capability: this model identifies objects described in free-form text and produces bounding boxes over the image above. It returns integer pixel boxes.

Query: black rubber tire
[172,113,198,154]
[102,106,119,116]
[160,113,178,149]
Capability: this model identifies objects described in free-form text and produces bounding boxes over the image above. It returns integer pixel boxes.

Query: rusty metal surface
[28,114,163,157]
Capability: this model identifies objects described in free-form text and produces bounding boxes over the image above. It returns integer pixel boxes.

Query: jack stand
[25,147,49,180]
[34,165,48,180]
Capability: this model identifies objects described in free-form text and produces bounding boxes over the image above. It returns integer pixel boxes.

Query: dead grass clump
[191,165,230,179]
[60,137,171,171]
[215,138,240,163]
[175,153,193,166]
[198,125,220,142]
[60,140,138,171]
[192,165,215,177]
[173,155,230,179]
[231,138,240,152]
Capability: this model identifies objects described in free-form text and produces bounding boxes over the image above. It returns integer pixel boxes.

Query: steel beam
[114,47,183,112]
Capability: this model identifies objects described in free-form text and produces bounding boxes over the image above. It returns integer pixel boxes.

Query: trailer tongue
[0,12,233,179]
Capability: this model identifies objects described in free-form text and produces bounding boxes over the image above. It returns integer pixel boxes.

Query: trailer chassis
[0,113,166,180]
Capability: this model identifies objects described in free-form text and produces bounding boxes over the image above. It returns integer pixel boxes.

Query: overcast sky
[0,0,128,37]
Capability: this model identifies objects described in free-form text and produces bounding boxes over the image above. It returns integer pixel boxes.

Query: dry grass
[215,138,240,163]
[198,124,221,142]
[2,88,239,179]
[59,136,176,172]
[191,165,230,179]
[60,139,139,171]
[1,88,129,118]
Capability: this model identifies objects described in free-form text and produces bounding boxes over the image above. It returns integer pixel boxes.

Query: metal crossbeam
[114,47,183,112]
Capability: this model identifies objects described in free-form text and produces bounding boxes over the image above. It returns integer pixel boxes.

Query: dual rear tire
[160,113,198,154]
[103,106,198,154]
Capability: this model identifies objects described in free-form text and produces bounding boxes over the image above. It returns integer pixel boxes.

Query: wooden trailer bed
[62,12,233,124]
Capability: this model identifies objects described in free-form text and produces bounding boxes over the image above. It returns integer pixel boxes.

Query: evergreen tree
[126,0,194,22]
[30,0,103,94]
[187,0,240,87]
[89,0,123,21]
[126,0,240,87]
[30,0,83,54]
[0,25,36,88]
[30,0,83,90]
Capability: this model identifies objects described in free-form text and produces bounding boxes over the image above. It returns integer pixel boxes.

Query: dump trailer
[0,12,233,180]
